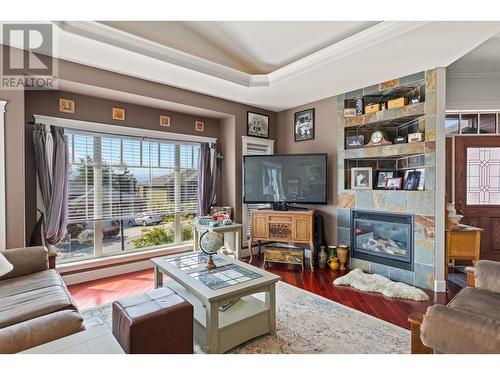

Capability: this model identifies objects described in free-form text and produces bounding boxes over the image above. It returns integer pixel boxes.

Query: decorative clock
[365,130,391,147]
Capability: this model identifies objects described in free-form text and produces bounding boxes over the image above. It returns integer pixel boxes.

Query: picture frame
[294,108,315,142]
[385,177,403,190]
[247,111,269,138]
[375,170,396,189]
[403,169,421,190]
[343,108,356,118]
[59,98,75,113]
[346,135,364,149]
[160,115,171,127]
[351,167,372,190]
[112,107,125,121]
[393,136,407,144]
[195,121,205,132]
[415,168,425,190]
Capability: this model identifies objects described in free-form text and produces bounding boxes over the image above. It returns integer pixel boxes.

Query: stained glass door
[456,136,500,261]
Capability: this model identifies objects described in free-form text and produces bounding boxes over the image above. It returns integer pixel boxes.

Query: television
[243,153,328,207]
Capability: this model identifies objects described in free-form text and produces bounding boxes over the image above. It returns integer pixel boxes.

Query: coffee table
[151,252,280,353]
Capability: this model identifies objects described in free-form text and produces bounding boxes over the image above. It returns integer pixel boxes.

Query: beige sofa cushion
[0,269,64,298]
[0,310,84,353]
[0,247,48,281]
[449,286,500,321]
[0,282,77,328]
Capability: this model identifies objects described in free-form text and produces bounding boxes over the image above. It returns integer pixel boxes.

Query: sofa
[0,246,85,353]
[409,260,500,354]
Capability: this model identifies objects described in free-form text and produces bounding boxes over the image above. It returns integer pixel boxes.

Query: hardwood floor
[68,254,460,330]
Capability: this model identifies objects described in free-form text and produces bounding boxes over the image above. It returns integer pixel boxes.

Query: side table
[191,221,243,260]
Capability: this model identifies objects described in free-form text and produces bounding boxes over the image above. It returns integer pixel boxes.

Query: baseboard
[434,279,447,292]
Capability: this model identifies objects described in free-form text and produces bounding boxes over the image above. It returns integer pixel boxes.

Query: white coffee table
[151,252,280,354]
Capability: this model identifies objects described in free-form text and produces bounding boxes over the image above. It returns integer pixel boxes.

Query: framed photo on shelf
[403,169,421,190]
[294,108,315,142]
[415,168,425,190]
[386,177,403,190]
[375,170,396,189]
[247,112,269,138]
[351,167,372,190]
[346,135,364,149]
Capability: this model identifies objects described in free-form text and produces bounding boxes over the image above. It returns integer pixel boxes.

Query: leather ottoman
[112,287,193,354]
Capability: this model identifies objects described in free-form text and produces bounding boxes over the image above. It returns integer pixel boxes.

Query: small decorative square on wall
[247,111,269,138]
[195,121,205,132]
[294,108,315,142]
[160,115,171,127]
[59,98,75,113]
[112,107,126,121]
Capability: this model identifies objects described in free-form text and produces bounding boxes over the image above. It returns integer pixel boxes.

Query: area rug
[333,268,429,301]
[82,281,410,354]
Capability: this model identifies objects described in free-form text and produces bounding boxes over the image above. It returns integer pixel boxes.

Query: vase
[337,245,349,271]
[327,245,337,259]
[327,256,340,271]
[319,246,327,269]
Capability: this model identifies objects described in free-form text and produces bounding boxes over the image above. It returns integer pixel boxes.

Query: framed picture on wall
[59,98,75,113]
[247,112,269,138]
[195,121,205,132]
[160,115,171,127]
[294,108,315,142]
[112,107,125,121]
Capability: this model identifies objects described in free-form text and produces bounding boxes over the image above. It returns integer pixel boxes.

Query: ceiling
[5,21,500,111]
[448,32,500,75]
[100,21,380,74]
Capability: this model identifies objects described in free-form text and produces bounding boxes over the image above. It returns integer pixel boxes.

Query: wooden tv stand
[249,209,316,271]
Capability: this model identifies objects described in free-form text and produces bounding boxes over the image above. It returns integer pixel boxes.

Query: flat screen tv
[243,154,328,206]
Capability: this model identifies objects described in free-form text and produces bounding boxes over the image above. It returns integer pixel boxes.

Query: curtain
[198,142,214,216]
[32,124,70,245]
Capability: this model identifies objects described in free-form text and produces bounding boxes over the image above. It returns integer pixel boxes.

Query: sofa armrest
[421,304,500,353]
[0,246,49,281]
[0,310,84,353]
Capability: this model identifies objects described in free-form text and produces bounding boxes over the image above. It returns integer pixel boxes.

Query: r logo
[2,23,53,75]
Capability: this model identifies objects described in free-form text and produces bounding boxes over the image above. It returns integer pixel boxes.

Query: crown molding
[447,69,500,79]
[55,21,258,87]
[55,21,430,89]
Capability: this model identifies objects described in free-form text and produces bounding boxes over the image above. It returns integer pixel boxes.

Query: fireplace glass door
[351,210,414,270]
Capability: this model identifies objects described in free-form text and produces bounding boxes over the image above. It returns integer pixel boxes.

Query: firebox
[351,210,414,271]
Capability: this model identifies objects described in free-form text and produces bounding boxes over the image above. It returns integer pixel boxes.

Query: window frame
[34,115,217,264]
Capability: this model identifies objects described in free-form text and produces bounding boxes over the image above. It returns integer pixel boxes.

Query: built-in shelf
[344,102,425,129]
[344,141,425,160]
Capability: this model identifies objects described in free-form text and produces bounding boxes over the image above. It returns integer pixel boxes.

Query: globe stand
[205,254,216,269]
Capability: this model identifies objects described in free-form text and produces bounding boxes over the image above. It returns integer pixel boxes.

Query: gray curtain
[198,143,214,216]
[33,124,70,245]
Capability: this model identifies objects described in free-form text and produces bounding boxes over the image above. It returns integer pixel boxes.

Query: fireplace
[351,210,414,271]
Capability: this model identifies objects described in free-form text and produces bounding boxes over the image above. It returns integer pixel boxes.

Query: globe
[199,231,223,269]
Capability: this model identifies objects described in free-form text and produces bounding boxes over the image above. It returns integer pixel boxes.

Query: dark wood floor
[68,254,461,330]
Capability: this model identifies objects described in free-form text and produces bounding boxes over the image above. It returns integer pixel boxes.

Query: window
[446,112,499,135]
[56,130,200,263]
[466,147,500,205]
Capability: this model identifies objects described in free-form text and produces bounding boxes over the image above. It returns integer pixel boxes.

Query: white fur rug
[333,268,429,301]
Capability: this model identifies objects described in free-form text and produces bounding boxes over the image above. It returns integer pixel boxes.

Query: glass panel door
[466,147,500,205]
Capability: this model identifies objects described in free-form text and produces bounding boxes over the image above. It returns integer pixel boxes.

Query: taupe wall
[24,90,222,240]
[2,89,25,248]
[276,97,338,244]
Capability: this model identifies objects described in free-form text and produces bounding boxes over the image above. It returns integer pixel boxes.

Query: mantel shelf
[344,102,425,129]
[344,141,425,159]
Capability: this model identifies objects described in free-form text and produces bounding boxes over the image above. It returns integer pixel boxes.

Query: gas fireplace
[351,210,414,271]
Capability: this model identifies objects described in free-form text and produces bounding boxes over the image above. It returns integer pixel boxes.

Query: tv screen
[243,154,328,205]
